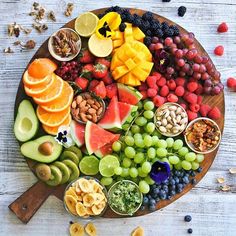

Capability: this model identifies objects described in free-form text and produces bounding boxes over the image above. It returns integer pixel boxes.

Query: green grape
[127,131,133,136]
[122,124,129,131]
[181,160,192,170]
[122,157,132,168]
[178,147,189,156]
[174,161,182,170]
[112,141,121,152]
[191,161,200,170]
[129,167,138,178]
[100,177,113,186]
[156,148,167,157]
[152,158,159,163]
[124,136,134,146]
[147,147,156,159]
[135,138,145,148]
[143,110,154,119]
[144,176,155,185]
[121,168,130,177]
[143,101,154,111]
[114,166,122,175]
[135,116,147,126]
[139,180,150,194]
[152,136,159,146]
[166,138,174,148]
[185,152,196,162]
[142,161,152,174]
[137,101,143,110]
[144,135,152,147]
[134,152,145,163]
[168,155,180,165]
[138,167,148,177]
[134,133,142,140]
[131,125,140,134]
[124,146,136,158]
[142,133,148,138]
[153,130,162,138]
[156,139,167,148]
[132,177,139,184]
[145,122,155,134]
[173,139,184,150]
[196,154,204,163]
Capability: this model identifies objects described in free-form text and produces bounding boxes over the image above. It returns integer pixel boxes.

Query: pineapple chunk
[125,58,137,70]
[133,27,145,41]
[112,65,129,79]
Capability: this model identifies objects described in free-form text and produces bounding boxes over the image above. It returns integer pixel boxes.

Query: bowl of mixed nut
[48,28,81,61]
[154,102,188,137]
[71,92,105,124]
[184,117,221,154]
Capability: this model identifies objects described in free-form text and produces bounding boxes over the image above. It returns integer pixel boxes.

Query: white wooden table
[0,0,236,235]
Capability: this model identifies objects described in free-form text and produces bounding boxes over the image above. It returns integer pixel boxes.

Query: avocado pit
[38,141,53,156]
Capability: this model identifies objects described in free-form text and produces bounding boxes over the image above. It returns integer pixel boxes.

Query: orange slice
[41,81,74,112]
[28,58,57,79]
[24,73,55,97]
[33,75,64,106]
[23,70,51,88]
[42,114,72,135]
[37,106,70,127]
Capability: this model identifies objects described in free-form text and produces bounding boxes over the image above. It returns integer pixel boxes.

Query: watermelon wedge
[117,83,142,105]
[70,120,85,147]
[118,102,138,125]
[98,96,122,130]
[94,134,120,158]
[85,121,116,155]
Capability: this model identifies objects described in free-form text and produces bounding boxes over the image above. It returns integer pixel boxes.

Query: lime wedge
[99,155,120,177]
[79,155,99,175]
[75,12,99,37]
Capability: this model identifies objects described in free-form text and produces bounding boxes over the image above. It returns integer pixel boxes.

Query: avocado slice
[14,100,39,142]
[21,135,63,163]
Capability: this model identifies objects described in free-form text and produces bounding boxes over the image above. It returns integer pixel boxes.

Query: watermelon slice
[117,83,142,105]
[70,120,85,147]
[85,121,116,155]
[118,102,138,125]
[98,96,122,130]
[94,134,120,158]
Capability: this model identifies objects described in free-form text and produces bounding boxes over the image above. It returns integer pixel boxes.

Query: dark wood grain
[10,7,225,222]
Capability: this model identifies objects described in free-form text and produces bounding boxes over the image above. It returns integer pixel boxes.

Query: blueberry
[191,178,197,185]
[197,167,203,173]
[149,204,156,211]
[143,196,149,205]
[148,195,152,200]
[167,195,172,200]
[153,187,160,195]
[170,179,176,186]
[184,215,192,222]
[162,185,169,192]
[169,190,176,196]
[162,179,169,184]
[187,228,193,234]
[149,198,156,205]
[140,205,145,211]
[159,190,167,200]
[189,171,196,177]
[183,176,190,184]
[175,171,181,177]
[174,177,180,184]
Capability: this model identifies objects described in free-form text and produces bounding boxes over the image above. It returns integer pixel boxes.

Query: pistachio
[229,167,236,174]
[38,142,53,156]
[217,177,225,184]
[159,126,167,133]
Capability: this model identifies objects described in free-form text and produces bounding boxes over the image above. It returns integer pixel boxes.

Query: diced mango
[124,58,137,71]
[131,41,152,62]
[112,30,124,40]
[133,52,146,64]
[113,39,124,49]
[110,53,123,71]
[131,67,149,82]
[112,65,129,79]
[122,73,141,86]
[139,61,154,73]
[132,27,145,41]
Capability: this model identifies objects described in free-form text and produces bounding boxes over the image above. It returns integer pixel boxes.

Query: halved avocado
[20,135,63,163]
[14,100,39,142]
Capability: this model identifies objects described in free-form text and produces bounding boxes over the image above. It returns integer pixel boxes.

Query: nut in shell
[229,167,236,174]
[217,177,225,184]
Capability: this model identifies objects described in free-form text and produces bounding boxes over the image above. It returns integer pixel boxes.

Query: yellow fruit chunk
[110,53,123,70]
[122,73,141,86]
[69,223,84,236]
[112,30,124,40]
[131,226,144,236]
[113,39,123,49]
[125,58,137,71]
[112,65,129,79]
[133,27,145,41]
[76,202,87,217]
[133,52,146,64]
[131,67,150,82]
[64,195,77,216]
[131,41,152,62]
[85,223,97,236]
[139,61,154,73]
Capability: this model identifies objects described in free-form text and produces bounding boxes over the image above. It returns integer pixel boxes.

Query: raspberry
[175,77,186,86]
[167,79,176,90]
[152,72,162,81]
[214,45,224,56]
[147,88,158,97]
[189,104,200,112]
[153,95,165,107]
[180,103,187,110]
[184,92,198,104]
[187,110,198,121]
[197,95,203,104]
[217,22,228,33]
[199,104,211,117]
[187,81,198,92]
[167,93,178,103]
[156,77,166,87]
[138,82,148,91]
[208,106,221,120]
[159,85,169,97]
[146,76,158,88]
[227,77,236,88]
[195,84,203,95]
[175,86,185,97]
[140,90,148,100]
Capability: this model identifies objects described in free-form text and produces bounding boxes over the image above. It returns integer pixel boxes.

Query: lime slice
[79,155,99,175]
[75,12,99,37]
[99,155,120,177]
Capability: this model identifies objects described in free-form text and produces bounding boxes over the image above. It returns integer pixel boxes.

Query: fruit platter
[10,7,224,223]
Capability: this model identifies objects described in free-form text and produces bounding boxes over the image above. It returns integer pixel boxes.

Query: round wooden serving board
[9,8,225,223]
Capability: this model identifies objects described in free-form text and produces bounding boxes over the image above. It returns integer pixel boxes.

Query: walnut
[65,3,74,17]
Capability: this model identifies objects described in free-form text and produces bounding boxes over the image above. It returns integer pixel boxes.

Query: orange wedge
[23,70,51,88]
[37,106,70,127]
[24,73,55,97]
[34,75,64,106]
[42,114,72,135]
[41,81,74,112]
[28,58,57,79]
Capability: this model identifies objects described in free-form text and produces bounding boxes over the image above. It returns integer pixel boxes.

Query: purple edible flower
[150,161,171,184]
[153,49,170,73]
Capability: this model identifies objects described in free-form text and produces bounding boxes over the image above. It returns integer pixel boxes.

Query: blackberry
[170,25,180,36]
[155,28,164,38]
[161,21,169,30]
[119,23,127,32]
[162,0,171,2]
[113,5,122,12]
[187,228,193,234]
[140,20,150,32]
[178,6,187,17]
[98,13,105,19]
[144,36,152,46]
[126,14,134,23]
[164,28,174,38]
[146,29,152,36]
[142,11,153,21]
[133,17,142,27]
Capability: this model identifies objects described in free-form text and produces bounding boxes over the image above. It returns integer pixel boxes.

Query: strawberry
[95,58,111,68]
[106,83,117,99]
[75,77,89,91]
[78,49,95,63]
[91,81,106,99]
[217,22,228,33]
[93,63,108,79]
[102,72,113,85]
[80,64,94,79]
[89,80,100,90]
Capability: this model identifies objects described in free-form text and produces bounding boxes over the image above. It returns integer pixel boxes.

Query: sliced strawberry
[102,72,113,85]
[91,81,106,99]
[78,48,95,64]
[106,83,117,99]
[75,77,89,91]
[88,80,100,91]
